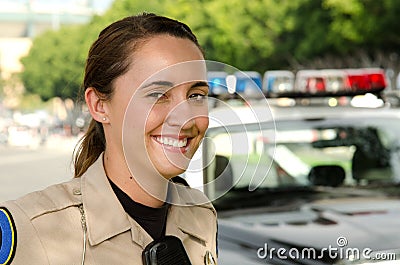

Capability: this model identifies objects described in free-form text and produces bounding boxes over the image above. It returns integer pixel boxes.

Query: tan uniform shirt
[0,156,217,265]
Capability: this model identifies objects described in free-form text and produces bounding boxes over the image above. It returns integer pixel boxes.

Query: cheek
[145,108,165,134]
[110,95,131,129]
[123,102,151,144]
[196,116,209,135]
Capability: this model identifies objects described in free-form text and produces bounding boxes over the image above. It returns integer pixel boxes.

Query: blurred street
[0,136,78,202]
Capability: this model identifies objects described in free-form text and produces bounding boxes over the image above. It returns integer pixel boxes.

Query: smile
[154,136,188,148]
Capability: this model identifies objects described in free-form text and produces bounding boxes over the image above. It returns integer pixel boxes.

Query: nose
[165,99,197,130]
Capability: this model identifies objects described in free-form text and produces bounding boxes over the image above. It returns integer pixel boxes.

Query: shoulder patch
[0,207,17,265]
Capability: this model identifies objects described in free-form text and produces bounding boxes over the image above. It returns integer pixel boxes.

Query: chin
[157,166,187,179]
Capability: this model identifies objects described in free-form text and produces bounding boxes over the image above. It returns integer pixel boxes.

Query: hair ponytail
[73,119,105,178]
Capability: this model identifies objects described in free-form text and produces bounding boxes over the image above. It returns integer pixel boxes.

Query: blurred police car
[186,69,400,265]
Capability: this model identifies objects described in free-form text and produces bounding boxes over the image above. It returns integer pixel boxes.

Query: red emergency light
[345,68,386,92]
[293,68,387,97]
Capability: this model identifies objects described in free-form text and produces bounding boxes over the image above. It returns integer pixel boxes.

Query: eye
[188,93,207,103]
[148,92,167,100]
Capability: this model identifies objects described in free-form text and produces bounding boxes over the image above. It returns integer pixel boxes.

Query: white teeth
[155,136,187,148]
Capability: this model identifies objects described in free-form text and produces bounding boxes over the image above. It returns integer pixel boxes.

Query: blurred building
[0,0,103,79]
[0,0,112,108]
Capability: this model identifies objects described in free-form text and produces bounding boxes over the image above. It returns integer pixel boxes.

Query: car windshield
[204,116,400,210]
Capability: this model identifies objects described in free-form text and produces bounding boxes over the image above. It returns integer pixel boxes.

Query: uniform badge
[204,250,216,265]
[0,207,17,265]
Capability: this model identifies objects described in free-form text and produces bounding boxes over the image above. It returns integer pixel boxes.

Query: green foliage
[21,26,86,101]
[20,0,400,100]
[164,0,290,71]
[18,94,46,112]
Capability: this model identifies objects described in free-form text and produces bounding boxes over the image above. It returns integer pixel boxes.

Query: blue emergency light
[234,71,262,94]
[207,71,228,95]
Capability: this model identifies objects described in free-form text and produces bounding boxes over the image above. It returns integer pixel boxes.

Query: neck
[103,151,168,208]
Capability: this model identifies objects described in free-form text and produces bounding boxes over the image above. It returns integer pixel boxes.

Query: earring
[102,117,107,121]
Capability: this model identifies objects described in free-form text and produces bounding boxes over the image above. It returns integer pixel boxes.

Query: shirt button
[73,188,82,195]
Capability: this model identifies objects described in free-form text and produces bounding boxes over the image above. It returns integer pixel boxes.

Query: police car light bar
[207,68,387,99]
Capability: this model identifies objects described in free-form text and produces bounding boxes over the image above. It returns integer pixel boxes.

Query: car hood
[218,196,400,264]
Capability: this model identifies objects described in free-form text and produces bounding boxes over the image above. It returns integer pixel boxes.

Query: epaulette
[13,178,82,220]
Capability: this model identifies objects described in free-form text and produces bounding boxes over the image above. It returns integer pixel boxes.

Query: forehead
[138,34,203,59]
[136,35,203,68]
[120,35,206,89]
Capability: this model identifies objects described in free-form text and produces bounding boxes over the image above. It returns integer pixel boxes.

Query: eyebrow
[141,80,209,89]
[191,81,209,89]
[141,80,175,89]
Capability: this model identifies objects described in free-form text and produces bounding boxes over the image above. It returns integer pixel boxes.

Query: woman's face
[104,35,209,179]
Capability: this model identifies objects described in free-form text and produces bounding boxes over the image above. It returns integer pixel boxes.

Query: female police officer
[0,13,217,265]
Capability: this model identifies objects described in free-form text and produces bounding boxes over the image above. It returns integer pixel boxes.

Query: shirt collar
[81,154,132,246]
[166,182,216,244]
[79,155,160,248]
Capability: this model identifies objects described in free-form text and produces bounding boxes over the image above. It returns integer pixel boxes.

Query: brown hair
[73,13,203,178]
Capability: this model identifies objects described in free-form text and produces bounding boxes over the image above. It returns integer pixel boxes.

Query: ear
[85,87,108,123]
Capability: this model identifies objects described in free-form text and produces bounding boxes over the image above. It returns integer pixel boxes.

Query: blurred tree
[276,0,333,65]
[285,0,400,68]
[102,0,167,21]
[18,94,46,112]
[165,0,289,71]
[21,25,88,101]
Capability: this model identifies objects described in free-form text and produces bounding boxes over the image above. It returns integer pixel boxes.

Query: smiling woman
[0,13,217,265]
